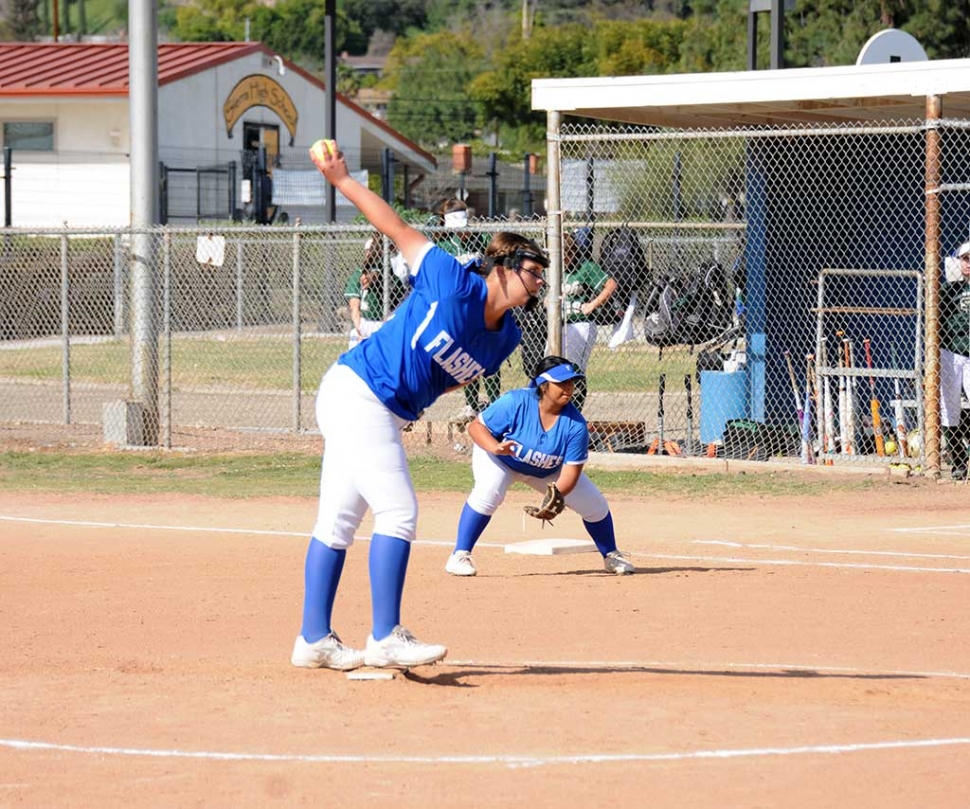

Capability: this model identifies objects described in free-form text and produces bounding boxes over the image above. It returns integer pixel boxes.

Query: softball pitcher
[445,355,635,577]
[293,139,549,671]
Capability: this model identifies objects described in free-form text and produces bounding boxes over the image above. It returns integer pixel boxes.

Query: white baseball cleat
[445,550,477,576]
[291,632,365,670]
[364,625,447,668]
[604,550,635,575]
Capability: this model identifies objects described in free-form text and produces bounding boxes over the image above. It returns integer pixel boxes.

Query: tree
[383,30,487,147]
[341,0,427,41]
[470,24,597,137]
[170,0,365,63]
[594,17,688,75]
[1,0,41,40]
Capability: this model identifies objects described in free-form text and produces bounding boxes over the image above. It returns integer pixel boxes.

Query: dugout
[532,57,970,472]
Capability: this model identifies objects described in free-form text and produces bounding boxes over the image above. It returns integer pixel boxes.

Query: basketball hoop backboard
[857,29,928,65]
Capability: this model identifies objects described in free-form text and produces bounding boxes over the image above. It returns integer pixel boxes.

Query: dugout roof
[532,58,970,128]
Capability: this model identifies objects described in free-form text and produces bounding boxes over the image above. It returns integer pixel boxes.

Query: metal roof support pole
[545,110,563,357]
[324,0,337,223]
[128,0,160,446]
[769,0,784,70]
[923,94,942,476]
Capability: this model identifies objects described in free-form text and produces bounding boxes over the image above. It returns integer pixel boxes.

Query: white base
[504,538,598,556]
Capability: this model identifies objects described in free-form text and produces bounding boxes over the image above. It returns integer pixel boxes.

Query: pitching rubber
[346,669,395,681]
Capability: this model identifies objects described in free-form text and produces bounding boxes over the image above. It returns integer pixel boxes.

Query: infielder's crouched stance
[292,138,549,672]
[445,356,635,577]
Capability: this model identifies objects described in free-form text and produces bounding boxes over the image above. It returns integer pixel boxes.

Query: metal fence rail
[4,117,968,469]
[549,119,944,469]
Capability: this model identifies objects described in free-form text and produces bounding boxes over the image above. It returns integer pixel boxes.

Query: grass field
[0,336,699,394]
[0,449,876,499]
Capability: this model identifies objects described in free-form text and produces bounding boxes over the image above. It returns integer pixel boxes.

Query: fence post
[3,147,11,227]
[161,229,172,449]
[382,148,396,204]
[292,228,302,433]
[60,233,71,424]
[487,153,498,218]
[159,162,168,226]
[113,233,124,336]
[522,153,534,218]
[923,95,942,476]
[228,161,237,219]
[130,226,159,446]
[545,112,562,357]
[235,237,244,331]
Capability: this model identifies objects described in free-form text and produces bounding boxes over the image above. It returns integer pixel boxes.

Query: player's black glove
[523,483,565,525]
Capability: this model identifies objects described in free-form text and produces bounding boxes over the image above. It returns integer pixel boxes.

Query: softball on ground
[310,139,337,162]
[906,428,922,458]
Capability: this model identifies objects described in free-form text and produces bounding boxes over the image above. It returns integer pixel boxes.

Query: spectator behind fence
[940,238,970,480]
[344,235,405,350]
[561,229,618,411]
[436,198,501,420]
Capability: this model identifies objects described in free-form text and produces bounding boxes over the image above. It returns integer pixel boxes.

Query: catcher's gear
[523,483,565,524]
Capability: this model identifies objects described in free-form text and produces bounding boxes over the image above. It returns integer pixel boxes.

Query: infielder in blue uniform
[293,139,549,671]
[445,355,635,577]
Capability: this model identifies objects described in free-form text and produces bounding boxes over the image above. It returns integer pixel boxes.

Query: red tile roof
[0,42,266,96]
[0,42,436,166]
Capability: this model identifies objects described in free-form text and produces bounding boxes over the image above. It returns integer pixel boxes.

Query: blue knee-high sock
[369,533,411,641]
[454,503,492,553]
[583,512,617,557]
[300,538,346,643]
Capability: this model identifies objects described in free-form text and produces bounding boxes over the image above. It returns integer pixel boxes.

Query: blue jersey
[480,388,589,478]
[340,243,521,421]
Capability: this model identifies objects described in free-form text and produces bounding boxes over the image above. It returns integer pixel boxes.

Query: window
[3,122,54,151]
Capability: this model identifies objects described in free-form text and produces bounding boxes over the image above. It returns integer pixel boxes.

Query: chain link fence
[0,222,545,451]
[4,118,970,469]
[552,120,941,468]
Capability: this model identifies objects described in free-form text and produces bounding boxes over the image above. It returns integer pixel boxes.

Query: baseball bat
[657,372,666,456]
[836,331,847,454]
[823,375,835,454]
[784,350,808,462]
[891,344,908,458]
[822,337,836,454]
[684,374,694,457]
[842,336,855,454]
[863,338,885,456]
[803,354,816,464]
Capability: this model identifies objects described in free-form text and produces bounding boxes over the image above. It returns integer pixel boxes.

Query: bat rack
[812,268,924,464]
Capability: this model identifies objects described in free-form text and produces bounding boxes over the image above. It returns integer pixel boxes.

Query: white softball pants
[347,318,383,350]
[564,321,597,371]
[466,443,609,522]
[940,348,970,428]
[312,364,417,548]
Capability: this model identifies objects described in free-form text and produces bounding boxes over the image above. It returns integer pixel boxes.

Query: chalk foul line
[1,736,968,767]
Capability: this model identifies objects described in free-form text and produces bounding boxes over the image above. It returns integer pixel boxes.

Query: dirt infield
[2,483,969,807]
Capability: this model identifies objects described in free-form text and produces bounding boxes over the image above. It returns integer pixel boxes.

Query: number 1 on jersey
[410,301,438,349]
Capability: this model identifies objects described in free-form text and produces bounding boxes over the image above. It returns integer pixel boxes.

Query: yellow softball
[310,139,337,162]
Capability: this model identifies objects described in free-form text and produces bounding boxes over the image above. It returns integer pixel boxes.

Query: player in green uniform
[561,229,617,411]
[939,239,970,479]
[344,237,405,349]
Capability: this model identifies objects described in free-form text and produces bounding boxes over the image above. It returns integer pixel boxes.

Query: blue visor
[532,362,584,387]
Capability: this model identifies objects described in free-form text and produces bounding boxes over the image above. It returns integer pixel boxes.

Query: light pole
[747,0,794,70]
